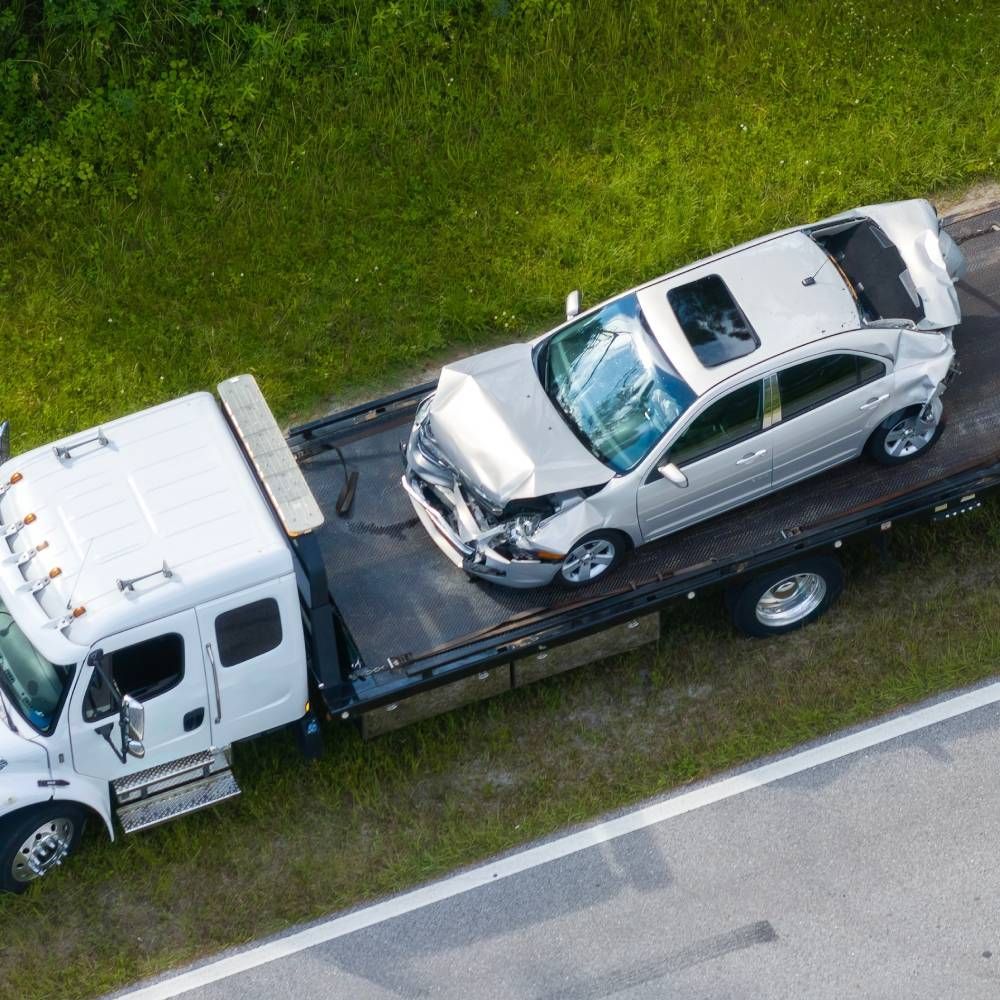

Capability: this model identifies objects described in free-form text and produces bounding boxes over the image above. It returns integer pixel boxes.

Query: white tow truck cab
[0,380,319,890]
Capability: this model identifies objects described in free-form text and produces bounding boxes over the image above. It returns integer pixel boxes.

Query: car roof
[637,230,863,396]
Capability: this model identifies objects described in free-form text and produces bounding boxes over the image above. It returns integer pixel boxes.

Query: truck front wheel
[0,803,86,894]
[728,556,844,637]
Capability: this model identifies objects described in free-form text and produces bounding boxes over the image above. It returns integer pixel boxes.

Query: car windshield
[0,597,73,734]
[538,294,696,472]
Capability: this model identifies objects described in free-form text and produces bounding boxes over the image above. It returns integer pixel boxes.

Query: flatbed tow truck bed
[289,209,1000,720]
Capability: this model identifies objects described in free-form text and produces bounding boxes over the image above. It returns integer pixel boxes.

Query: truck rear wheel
[728,556,843,637]
[0,803,86,894]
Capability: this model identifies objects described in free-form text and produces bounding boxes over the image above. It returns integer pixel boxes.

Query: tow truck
[0,206,997,892]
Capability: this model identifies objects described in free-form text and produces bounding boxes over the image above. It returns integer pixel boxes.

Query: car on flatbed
[403,199,967,589]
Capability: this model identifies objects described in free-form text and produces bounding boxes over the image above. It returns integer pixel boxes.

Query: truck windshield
[0,597,73,734]
[538,294,696,472]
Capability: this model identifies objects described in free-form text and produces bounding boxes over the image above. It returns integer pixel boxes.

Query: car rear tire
[558,531,627,588]
[728,556,844,637]
[866,400,944,466]
[0,803,86,894]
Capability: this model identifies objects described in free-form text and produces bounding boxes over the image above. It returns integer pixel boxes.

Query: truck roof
[0,392,292,665]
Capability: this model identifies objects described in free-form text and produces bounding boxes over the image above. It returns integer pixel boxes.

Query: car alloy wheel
[882,410,939,459]
[561,537,617,585]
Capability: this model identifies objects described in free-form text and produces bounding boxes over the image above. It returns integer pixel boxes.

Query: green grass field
[2,1,1000,997]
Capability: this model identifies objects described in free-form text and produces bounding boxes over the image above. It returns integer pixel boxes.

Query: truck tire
[866,401,944,466]
[0,803,86,894]
[728,556,844,637]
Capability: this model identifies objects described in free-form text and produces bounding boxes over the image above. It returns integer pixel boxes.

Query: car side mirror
[657,462,688,488]
[565,289,581,321]
[0,421,9,464]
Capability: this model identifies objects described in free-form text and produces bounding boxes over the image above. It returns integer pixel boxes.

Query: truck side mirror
[122,695,145,758]
[565,289,581,321]
[657,462,689,488]
[0,421,9,464]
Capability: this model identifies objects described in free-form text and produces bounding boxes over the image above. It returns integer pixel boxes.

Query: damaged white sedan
[403,199,967,589]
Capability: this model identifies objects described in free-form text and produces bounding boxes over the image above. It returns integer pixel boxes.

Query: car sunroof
[667,274,760,367]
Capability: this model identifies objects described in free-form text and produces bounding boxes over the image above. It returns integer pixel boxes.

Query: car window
[778,354,886,421]
[858,356,887,385]
[668,380,764,468]
[83,634,184,721]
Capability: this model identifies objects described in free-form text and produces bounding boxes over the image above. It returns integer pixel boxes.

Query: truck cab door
[195,576,307,748]
[67,610,212,780]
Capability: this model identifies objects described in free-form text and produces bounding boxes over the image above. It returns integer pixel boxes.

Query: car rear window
[667,274,760,368]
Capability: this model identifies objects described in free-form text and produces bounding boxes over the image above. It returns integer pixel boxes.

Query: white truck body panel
[0,391,309,843]
[0,391,293,666]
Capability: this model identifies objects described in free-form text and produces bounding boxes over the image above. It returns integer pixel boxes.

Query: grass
[1,1,1000,997]
[1,1,999,446]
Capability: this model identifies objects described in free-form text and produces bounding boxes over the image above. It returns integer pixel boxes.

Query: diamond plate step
[116,770,241,834]
[112,748,230,801]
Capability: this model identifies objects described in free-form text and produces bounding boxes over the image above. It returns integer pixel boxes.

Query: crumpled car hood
[840,199,964,330]
[428,342,614,505]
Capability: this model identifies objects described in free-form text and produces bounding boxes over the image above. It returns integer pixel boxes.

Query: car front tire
[558,531,628,588]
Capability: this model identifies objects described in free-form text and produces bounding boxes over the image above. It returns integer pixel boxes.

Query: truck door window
[83,634,184,721]
[215,598,282,667]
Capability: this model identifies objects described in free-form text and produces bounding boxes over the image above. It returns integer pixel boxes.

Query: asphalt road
[120,684,1000,1000]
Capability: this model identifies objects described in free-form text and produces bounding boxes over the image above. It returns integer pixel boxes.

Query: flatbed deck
[292,210,1000,705]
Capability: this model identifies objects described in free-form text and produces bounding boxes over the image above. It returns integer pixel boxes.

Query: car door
[67,610,212,781]
[636,378,773,541]
[195,577,307,748]
[768,353,894,489]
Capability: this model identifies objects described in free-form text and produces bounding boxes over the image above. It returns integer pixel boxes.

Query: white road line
[117,680,1000,1000]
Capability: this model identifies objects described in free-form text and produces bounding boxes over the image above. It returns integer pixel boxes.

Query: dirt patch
[938,179,1000,221]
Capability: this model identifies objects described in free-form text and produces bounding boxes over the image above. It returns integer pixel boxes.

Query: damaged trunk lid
[813,198,964,331]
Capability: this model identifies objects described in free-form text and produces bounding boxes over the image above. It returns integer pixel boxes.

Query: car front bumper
[401,473,561,589]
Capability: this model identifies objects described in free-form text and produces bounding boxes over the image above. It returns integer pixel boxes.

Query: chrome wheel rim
[12,817,75,883]
[755,573,827,626]
[561,538,616,584]
[883,405,940,459]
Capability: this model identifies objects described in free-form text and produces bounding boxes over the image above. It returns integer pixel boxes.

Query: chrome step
[112,748,230,802]
[116,770,241,834]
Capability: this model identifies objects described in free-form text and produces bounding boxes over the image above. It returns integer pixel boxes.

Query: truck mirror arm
[94,720,128,764]
[87,649,146,762]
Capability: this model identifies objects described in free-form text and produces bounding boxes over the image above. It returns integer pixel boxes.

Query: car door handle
[735,449,768,465]
[859,394,890,411]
